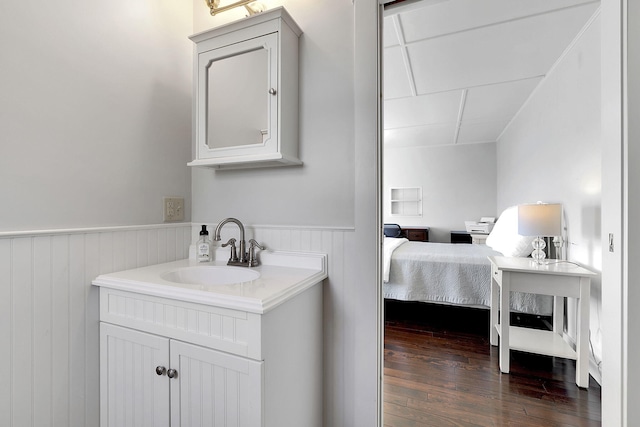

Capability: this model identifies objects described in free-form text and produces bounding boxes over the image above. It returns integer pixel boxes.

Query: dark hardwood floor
[384,301,601,427]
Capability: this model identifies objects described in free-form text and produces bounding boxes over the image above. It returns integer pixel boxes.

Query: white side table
[488,256,596,388]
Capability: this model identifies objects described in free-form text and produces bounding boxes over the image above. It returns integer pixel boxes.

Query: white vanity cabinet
[188,7,302,170]
[95,256,325,427]
[100,322,262,426]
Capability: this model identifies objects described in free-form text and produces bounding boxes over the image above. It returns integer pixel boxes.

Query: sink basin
[162,266,260,286]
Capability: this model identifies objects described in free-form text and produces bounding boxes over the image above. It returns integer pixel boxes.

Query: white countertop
[92,250,327,314]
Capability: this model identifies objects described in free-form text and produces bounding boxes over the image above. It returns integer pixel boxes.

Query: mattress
[383,239,552,315]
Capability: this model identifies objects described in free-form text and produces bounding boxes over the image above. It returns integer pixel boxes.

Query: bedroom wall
[384,142,497,242]
[192,1,379,426]
[496,11,602,374]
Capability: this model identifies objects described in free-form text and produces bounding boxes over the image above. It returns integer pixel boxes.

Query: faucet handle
[222,238,239,262]
[222,238,236,247]
[248,239,265,267]
[248,239,265,250]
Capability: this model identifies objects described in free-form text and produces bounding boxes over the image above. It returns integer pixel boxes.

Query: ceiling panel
[407,4,598,95]
[384,123,455,147]
[399,0,598,43]
[383,16,400,47]
[382,0,599,147]
[384,90,463,129]
[457,120,510,144]
[383,46,413,99]
[462,77,542,122]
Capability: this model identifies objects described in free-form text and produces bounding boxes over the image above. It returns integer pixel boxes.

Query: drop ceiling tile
[407,4,598,94]
[384,46,413,99]
[384,123,456,147]
[399,0,599,43]
[463,77,542,122]
[384,91,462,129]
[383,15,400,47]
[457,120,510,144]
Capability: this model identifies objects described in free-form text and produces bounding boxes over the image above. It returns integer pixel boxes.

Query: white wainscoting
[0,222,353,427]
[0,224,191,427]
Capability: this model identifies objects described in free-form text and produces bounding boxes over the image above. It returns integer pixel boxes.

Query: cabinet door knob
[155,366,166,376]
[268,88,277,95]
[167,369,178,379]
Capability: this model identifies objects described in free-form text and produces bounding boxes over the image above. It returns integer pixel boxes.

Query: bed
[383,206,553,315]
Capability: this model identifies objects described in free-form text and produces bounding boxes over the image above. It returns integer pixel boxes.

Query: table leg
[576,277,591,388]
[490,276,499,346]
[553,295,564,335]
[499,272,510,373]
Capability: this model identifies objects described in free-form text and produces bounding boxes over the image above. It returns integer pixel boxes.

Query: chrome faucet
[213,218,265,267]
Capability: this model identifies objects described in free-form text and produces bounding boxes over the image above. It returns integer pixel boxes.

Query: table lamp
[517,203,562,264]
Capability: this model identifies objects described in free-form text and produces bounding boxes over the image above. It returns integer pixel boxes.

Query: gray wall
[192,1,355,227]
[383,142,497,242]
[0,0,193,232]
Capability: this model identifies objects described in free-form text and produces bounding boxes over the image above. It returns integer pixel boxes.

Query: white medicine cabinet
[188,7,302,170]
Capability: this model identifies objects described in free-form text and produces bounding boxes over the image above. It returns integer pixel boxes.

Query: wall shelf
[390,187,422,217]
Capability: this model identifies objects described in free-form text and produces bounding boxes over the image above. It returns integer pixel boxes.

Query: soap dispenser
[197,225,212,263]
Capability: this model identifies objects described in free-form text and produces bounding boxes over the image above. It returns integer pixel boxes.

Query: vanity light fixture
[517,202,562,264]
[205,0,266,16]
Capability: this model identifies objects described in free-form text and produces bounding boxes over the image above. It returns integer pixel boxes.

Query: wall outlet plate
[163,197,184,222]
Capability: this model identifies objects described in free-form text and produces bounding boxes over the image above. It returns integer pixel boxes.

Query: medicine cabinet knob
[268,88,277,95]
[155,366,166,376]
[167,369,178,379]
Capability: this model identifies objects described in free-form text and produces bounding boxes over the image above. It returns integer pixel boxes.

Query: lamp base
[531,237,547,264]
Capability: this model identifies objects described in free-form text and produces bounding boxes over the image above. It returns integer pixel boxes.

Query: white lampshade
[518,203,562,236]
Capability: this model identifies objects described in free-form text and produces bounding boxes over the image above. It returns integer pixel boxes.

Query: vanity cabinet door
[169,340,263,427]
[101,322,263,427]
[100,323,170,427]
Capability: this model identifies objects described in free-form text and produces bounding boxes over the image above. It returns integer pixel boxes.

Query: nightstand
[450,231,471,244]
[488,256,596,388]
[401,227,429,242]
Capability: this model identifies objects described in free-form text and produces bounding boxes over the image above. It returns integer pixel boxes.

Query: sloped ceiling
[383,0,600,148]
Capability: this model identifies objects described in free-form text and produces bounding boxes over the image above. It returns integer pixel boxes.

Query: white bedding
[383,238,552,315]
[383,237,408,282]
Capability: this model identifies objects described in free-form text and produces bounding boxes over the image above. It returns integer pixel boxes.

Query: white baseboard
[590,356,602,385]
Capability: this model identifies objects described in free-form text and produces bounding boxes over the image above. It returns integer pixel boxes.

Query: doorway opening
[379,0,603,424]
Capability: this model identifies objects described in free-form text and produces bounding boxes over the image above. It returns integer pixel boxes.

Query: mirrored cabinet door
[206,40,271,150]
[188,7,302,170]
[199,34,277,157]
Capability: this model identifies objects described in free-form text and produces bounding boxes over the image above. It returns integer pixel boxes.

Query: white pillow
[485,206,535,257]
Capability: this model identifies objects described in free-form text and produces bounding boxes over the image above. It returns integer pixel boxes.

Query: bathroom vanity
[93,251,326,427]
[188,7,302,170]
